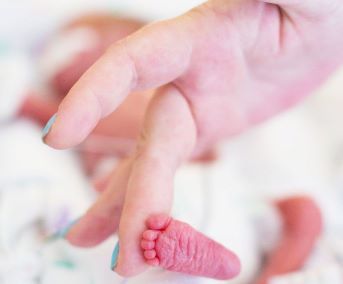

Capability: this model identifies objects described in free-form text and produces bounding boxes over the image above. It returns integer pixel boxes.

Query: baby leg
[255,196,323,284]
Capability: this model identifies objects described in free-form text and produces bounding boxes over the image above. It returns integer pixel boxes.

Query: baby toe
[141,240,155,250]
[142,230,160,241]
[146,258,160,266]
[146,214,171,230]
[144,249,157,260]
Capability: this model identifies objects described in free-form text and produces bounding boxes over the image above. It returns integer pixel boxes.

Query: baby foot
[141,214,241,280]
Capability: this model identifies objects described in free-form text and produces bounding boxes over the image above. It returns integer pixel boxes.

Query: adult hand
[43,0,343,277]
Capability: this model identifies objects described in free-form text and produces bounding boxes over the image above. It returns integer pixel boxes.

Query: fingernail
[49,218,80,240]
[42,113,57,139]
[110,241,120,270]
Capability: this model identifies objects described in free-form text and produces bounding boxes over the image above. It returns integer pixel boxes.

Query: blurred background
[1,0,343,283]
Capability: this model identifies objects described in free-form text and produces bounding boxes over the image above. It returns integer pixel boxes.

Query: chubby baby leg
[141,214,241,280]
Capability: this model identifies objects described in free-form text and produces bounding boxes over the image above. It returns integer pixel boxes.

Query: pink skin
[18,92,59,125]
[42,0,343,278]
[51,13,144,97]
[255,196,323,284]
[21,16,216,174]
[18,91,147,175]
[50,14,147,154]
[24,15,146,175]
[141,214,241,280]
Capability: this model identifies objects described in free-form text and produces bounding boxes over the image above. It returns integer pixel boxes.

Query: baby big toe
[146,214,172,230]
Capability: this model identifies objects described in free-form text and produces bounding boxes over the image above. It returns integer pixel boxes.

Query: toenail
[42,113,57,140]
[110,241,120,270]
